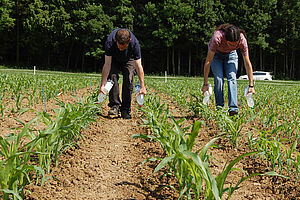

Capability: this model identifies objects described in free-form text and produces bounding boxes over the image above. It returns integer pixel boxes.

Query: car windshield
[253,72,267,75]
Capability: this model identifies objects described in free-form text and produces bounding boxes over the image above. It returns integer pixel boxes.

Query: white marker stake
[34,66,36,75]
[165,71,167,83]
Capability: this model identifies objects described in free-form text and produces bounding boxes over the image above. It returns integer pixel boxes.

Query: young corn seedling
[137,95,283,199]
[216,111,246,148]
[254,128,288,176]
[0,99,8,119]
[294,152,300,181]
[0,116,46,200]
[35,97,98,172]
[150,119,214,199]
[189,93,217,127]
[284,139,298,178]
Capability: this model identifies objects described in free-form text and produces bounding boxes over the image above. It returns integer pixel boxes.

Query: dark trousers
[108,59,136,113]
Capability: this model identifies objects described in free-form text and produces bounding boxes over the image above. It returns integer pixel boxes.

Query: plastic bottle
[97,80,114,103]
[244,86,254,107]
[135,82,144,106]
[203,84,213,105]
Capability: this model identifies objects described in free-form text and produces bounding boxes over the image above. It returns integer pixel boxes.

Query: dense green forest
[0,0,299,79]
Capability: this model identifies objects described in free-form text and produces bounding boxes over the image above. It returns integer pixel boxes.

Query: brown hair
[216,24,245,42]
[115,29,131,45]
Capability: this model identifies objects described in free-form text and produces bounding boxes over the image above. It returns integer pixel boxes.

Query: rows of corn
[1,69,299,199]
[0,70,101,199]
[137,77,299,199]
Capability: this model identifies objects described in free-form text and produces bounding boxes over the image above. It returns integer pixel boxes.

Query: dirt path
[26,99,176,200]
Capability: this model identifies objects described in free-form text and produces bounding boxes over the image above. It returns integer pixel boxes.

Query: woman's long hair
[216,24,245,42]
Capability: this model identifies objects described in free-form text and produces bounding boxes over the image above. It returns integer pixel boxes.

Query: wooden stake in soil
[59,88,64,103]
[42,87,47,112]
[165,71,167,83]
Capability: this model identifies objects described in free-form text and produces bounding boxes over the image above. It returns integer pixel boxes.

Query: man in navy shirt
[99,28,147,119]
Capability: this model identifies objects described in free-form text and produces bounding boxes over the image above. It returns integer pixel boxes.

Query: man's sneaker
[229,110,239,116]
[121,110,131,119]
[108,107,119,115]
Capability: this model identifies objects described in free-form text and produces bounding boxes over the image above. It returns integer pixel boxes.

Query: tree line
[0,0,299,79]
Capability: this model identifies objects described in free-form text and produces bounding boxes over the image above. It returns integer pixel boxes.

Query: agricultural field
[0,69,299,199]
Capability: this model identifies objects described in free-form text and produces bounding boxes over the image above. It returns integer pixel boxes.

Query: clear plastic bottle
[135,82,144,106]
[244,86,254,107]
[203,84,213,105]
[98,80,114,103]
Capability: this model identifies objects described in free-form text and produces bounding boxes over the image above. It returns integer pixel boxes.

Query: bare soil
[1,87,299,199]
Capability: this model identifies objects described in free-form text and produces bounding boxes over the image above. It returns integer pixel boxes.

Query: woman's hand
[202,84,209,95]
[247,86,255,94]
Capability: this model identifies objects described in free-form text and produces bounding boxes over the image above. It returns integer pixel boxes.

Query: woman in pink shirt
[201,24,255,116]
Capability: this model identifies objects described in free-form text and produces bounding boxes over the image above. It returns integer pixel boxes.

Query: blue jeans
[210,51,238,112]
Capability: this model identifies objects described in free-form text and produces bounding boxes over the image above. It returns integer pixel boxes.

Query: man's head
[115,29,131,51]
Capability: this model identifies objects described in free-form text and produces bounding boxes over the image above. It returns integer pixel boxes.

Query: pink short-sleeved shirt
[208,30,249,56]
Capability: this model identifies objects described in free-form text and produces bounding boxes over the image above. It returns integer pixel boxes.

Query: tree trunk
[166,47,170,74]
[81,50,85,72]
[47,48,51,66]
[27,54,31,65]
[285,49,288,77]
[67,42,74,71]
[201,59,204,76]
[74,61,78,70]
[260,48,263,70]
[16,12,20,63]
[284,52,286,76]
[273,56,277,78]
[172,46,175,75]
[198,47,202,75]
[240,58,244,75]
[142,56,146,72]
[177,49,181,75]
[188,48,191,75]
[290,50,294,79]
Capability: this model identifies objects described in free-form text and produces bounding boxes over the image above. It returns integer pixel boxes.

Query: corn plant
[294,152,300,180]
[153,135,219,200]
[22,97,99,173]
[0,117,46,200]
[217,112,246,148]
[134,95,284,199]
[134,96,208,198]
[0,99,9,119]
[189,93,215,122]
[203,151,279,200]
[247,132,257,151]
[285,139,298,178]
[0,79,101,199]
[253,126,300,179]
[145,78,194,110]
[0,70,100,117]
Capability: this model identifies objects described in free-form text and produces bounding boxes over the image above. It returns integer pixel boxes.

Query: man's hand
[99,84,106,94]
[138,86,147,96]
[134,58,147,96]
[99,55,112,94]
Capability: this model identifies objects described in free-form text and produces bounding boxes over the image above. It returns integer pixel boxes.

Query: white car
[238,71,272,81]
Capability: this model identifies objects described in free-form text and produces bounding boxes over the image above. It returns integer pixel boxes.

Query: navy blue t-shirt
[105,28,141,64]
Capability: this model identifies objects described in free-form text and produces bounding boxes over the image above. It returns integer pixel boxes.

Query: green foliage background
[0,0,299,79]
